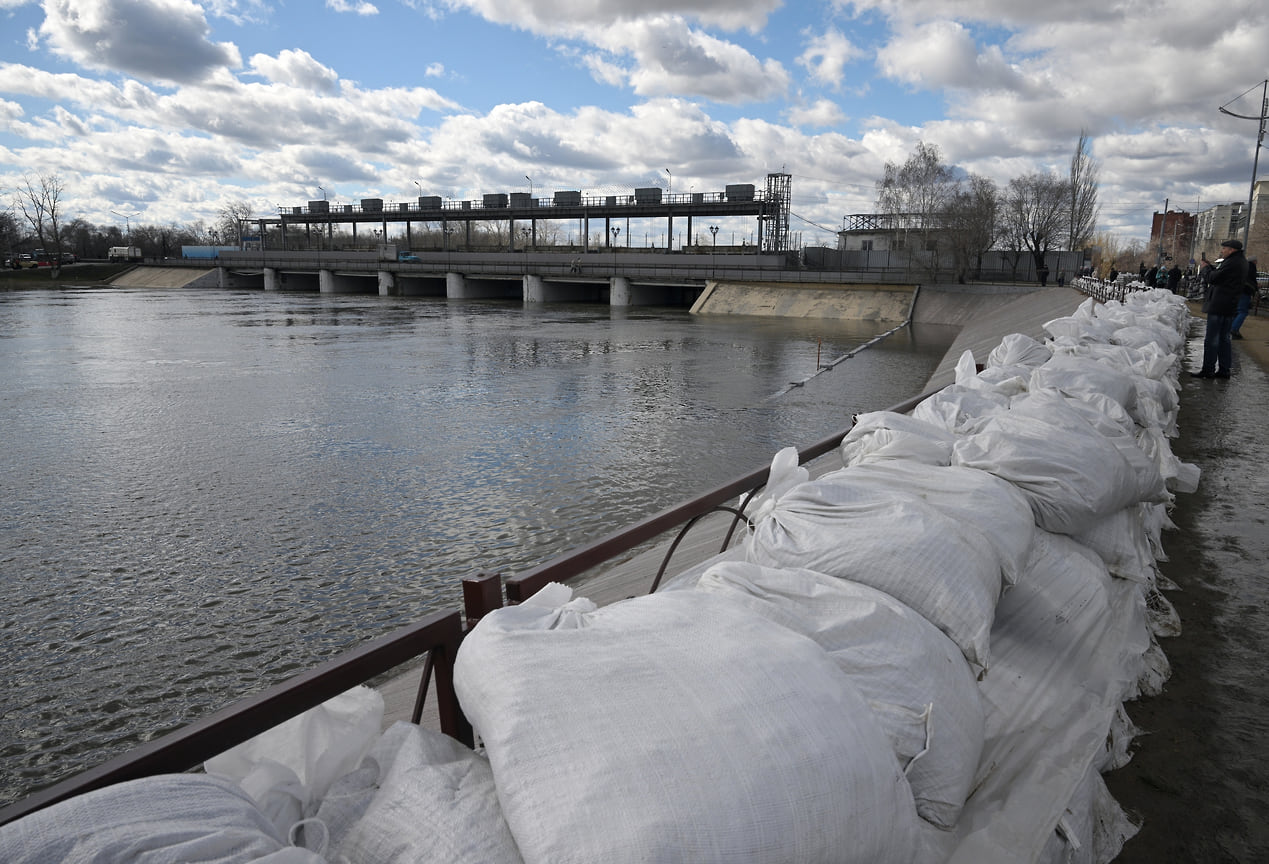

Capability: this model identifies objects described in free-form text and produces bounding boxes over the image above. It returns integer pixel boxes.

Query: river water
[0,286,956,807]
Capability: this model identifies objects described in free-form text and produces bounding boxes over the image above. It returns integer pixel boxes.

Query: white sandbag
[986,333,1051,369]
[1043,313,1118,345]
[0,774,323,864]
[205,686,384,839]
[1046,340,1176,384]
[1135,426,1199,494]
[695,561,985,829]
[1070,505,1157,583]
[745,446,809,523]
[454,588,919,864]
[815,460,1036,586]
[910,386,1008,434]
[746,481,1002,668]
[951,412,1144,536]
[1030,354,1139,419]
[949,530,1140,864]
[1112,323,1185,357]
[1131,374,1180,433]
[1009,391,1169,506]
[324,722,523,864]
[1036,763,1139,864]
[954,349,1030,397]
[839,410,955,467]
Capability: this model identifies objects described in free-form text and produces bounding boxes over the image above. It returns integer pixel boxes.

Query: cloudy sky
[2,0,1267,246]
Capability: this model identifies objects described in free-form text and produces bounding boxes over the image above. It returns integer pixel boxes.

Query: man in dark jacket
[1194,239,1248,378]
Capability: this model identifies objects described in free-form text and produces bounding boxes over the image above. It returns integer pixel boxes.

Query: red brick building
[1149,210,1196,266]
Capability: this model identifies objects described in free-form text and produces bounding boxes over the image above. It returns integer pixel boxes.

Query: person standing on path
[1194,239,1249,378]
[1231,256,1257,339]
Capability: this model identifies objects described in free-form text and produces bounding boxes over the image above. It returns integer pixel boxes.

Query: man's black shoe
[1190,370,1215,378]
[1232,331,1244,339]
[1215,371,1231,379]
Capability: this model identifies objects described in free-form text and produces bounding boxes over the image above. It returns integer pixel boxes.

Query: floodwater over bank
[0,287,957,806]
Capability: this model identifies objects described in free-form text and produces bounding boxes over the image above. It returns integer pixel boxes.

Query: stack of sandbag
[454,585,921,864]
[718,289,1195,861]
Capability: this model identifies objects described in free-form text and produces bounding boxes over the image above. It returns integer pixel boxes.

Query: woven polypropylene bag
[455,589,919,864]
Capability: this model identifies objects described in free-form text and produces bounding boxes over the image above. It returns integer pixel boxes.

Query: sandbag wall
[447,288,1196,864]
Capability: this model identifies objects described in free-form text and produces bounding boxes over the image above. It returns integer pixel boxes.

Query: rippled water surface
[0,287,956,805]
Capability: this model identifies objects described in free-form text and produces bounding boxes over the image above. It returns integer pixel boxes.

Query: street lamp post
[709,225,719,248]
[111,209,140,245]
[611,226,620,249]
[1218,79,1269,247]
[665,168,672,198]
[525,175,533,198]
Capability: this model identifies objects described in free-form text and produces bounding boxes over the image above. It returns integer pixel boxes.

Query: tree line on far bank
[873,134,1143,281]
[2,178,253,271]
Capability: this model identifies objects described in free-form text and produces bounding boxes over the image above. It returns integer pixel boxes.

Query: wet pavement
[1105,303,1269,862]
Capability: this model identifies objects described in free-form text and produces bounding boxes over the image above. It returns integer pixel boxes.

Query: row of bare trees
[874,135,1102,282]
[3,176,254,270]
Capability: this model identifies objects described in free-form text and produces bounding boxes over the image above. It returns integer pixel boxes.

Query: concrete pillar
[446,272,467,299]
[264,267,279,292]
[217,266,229,289]
[378,270,396,296]
[524,273,545,303]
[319,269,334,293]
[610,275,631,307]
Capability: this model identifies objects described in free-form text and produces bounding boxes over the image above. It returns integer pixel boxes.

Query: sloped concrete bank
[691,280,916,320]
[109,267,219,289]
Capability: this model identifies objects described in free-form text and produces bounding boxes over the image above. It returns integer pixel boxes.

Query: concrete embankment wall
[920,286,1086,390]
[690,280,1088,392]
[691,281,916,321]
[109,267,219,289]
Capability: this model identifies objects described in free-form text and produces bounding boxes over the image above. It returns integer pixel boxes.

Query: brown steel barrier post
[462,570,504,628]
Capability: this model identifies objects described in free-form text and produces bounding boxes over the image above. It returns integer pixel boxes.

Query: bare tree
[15,174,65,275]
[876,141,958,276]
[945,174,999,282]
[1,209,21,265]
[1067,132,1101,252]
[217,199,254,247]
[1005,172,1068,282]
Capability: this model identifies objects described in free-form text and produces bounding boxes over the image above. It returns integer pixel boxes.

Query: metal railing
[0,609,468,828]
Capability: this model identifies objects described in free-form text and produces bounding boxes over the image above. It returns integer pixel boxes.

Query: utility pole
[1219,79,1269,246]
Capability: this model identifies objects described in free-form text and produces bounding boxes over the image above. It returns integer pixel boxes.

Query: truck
[108,246,143,263]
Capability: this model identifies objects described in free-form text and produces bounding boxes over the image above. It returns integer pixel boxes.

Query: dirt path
[1104,304,1269,862]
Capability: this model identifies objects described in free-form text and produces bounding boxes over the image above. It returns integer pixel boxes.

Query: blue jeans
[1231,294,1252,334]
[1202,313,1235,374]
